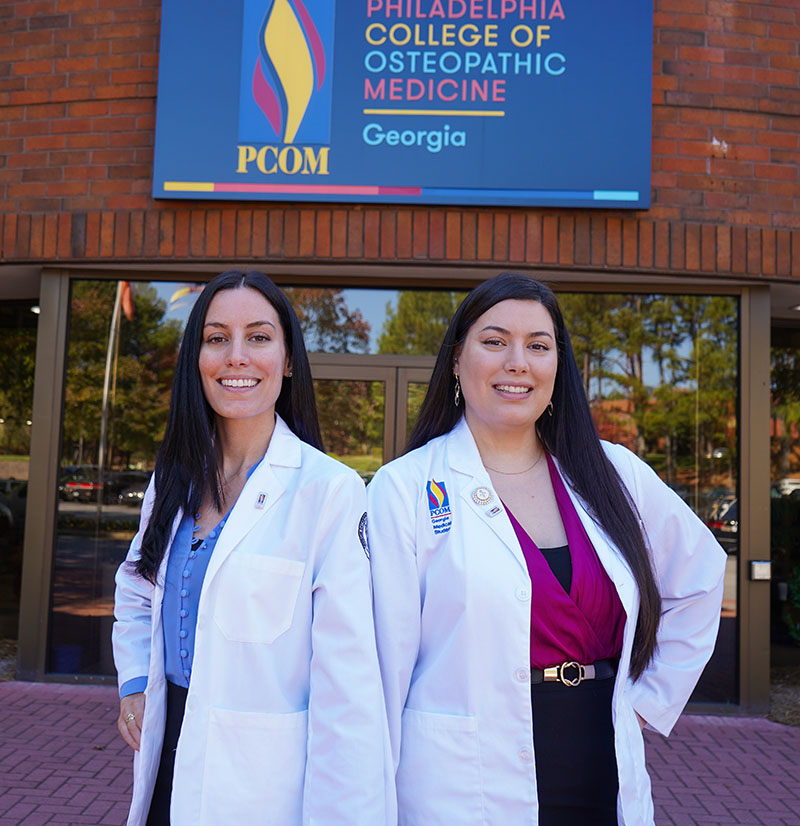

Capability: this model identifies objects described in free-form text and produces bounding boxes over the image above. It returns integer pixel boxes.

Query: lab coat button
[209,530,216,538]
[179,629,188,639]
[516,587,530,601]
[518,747,533,763]
[515,667,530,682]
[180,588,189,598]
[180,609,188,618]
[180,649,188,658]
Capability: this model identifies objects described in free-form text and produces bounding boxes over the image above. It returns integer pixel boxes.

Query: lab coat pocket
[214,554,305,644]
[397,708,483,826]
[200,707,308,826]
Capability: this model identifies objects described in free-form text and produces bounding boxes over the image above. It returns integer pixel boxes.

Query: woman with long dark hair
[113,270,390,826]
[368,272,725,826]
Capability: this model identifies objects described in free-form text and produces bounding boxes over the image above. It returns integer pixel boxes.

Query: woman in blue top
[112,270,390,826]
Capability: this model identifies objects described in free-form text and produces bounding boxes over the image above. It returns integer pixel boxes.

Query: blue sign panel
[153,1,652,208]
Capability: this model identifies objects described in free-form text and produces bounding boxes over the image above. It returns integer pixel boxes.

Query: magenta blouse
[505,454,626,670]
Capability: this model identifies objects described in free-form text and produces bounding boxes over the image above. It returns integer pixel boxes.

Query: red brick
[251,210,267,258]
[761,229,776,276]
[638,220,654,269]
[602,218,620,267]
[557,216,573,266]
[494,213,509,262]
[190,210,204,258]
[525,214,541,263]
[776,230,792,276]
[220,210,236,257]
[299,210,315,257]
[685,223,700,270]
[331,210,346,258]
[234,209,252,258]
[83,211,99,257]
[508,213,525,262]
[574,215,590,265]
[429,210,444,259]
[29,213,44,258]
[590,216,605,267]
[284,209,299,258]
[99,210,114,256]
[379,210,396,259]
[206,211,220,258]
[621,219,637,268]
[114,210,129,257]
[363,210,379,259]
[461,211,476,261]
[476,211,492,261]
[444,211,460,260]
[542,216,557,264]
[143,209,159,257]
[396,210,412,259]
[654,221,670,269]
[412,210,427,259]
[730,226,746,272]
[347,210,363,258]
[128,210,143,257]
[159,211,174,257]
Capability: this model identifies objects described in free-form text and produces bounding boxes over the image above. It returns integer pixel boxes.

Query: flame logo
[252,0,326,144]
[427,480,448,510]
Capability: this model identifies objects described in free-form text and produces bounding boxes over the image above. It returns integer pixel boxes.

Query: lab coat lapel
[446,418,529,574]
[202,416,300,587]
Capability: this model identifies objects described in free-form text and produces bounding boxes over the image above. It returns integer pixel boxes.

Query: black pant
[146,681,188,826]
[532,675,619,826]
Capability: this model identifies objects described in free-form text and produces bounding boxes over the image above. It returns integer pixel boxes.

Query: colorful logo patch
[426,480,452,535]
[238,0,335,144]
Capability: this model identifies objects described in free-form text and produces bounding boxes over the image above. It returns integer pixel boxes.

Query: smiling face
[454,298,558,437]
[198,287,290,426]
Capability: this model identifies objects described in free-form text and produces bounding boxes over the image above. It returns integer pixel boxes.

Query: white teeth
[495,385,530,394]
[220,378,259,388]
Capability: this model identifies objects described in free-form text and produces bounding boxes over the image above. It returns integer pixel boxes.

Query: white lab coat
[113,416,392,826]
[367,417,726,826]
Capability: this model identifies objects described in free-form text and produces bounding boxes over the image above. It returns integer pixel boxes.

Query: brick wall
[1,0,799,278]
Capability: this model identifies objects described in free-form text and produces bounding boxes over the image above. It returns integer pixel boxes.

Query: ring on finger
[124,713,136,723]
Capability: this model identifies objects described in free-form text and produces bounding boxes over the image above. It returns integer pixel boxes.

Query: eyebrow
[204,320,277,330]
[479,324,553,339]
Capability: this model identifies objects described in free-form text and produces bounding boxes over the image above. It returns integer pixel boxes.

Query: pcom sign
[153,1,652,208]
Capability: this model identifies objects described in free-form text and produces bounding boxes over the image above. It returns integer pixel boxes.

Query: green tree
[62,282,182,469]
[284,288,370,353]
[378,290,467,355]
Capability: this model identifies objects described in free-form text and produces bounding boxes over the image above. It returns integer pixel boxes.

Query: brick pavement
[0,681,798,826]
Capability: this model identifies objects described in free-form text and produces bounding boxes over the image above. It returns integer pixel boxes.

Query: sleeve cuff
[120,676,148,699]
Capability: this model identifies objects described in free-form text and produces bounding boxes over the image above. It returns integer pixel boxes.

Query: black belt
[530,658,616,686]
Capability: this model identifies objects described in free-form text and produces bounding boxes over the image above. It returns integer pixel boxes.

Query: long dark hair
[135,270,323,582]
[408,272,661,680]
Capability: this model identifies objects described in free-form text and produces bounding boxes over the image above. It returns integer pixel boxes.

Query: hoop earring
[547,400,554,417]
[454,374,461,407]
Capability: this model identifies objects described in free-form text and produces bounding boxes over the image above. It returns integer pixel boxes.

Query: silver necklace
[483,449,545,476]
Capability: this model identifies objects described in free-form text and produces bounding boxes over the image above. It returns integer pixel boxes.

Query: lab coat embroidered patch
[426,480,452,534]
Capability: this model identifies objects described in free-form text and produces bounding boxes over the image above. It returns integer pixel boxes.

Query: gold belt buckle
[557,661,584,686]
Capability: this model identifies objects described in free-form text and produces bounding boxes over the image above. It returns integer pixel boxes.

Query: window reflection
[0,300,37,643]
[561,293,739,703]
[47,281,740,703]
[770,329,800,663]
